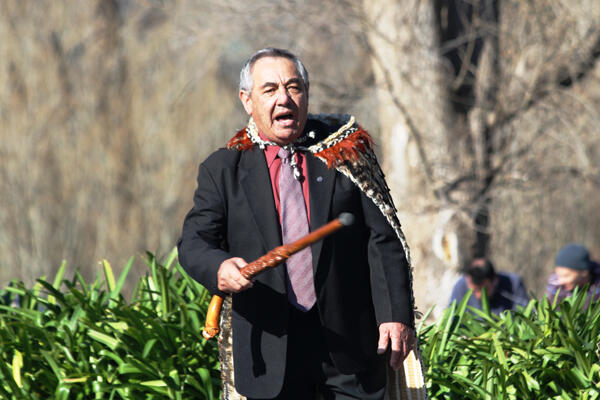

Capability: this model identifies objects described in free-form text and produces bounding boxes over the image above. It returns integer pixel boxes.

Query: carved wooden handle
[202,213,354,339]
[202,295,223,340]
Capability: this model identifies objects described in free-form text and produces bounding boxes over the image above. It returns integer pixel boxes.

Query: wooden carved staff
[202,212,355,340]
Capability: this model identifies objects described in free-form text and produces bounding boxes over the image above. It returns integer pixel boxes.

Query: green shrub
[420,289,600,400]
[0,249,220,399]
[1,251,599,399]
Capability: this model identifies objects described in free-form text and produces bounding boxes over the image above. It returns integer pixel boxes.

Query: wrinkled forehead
[251,57,302,83]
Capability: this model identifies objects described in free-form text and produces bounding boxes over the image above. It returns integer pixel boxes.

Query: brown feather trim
[314,127,374,168]
[226,128,253,150]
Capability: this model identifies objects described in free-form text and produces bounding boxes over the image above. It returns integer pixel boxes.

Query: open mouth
[274,111,295,124]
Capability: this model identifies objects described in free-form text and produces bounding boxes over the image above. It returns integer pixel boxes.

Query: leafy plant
[0,249,221,399]
[1,251,599,399]
[420,288,600,400]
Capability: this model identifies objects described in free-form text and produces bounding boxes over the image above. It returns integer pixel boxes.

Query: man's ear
[239,90,252,115]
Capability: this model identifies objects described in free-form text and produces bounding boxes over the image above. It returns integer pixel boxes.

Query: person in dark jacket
[546,243,600,304]
[448,258,529,314]
[178,48,420,400]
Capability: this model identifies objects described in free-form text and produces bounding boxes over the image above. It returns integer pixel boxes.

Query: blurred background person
[448,258,529,314]
[546,243,600,303]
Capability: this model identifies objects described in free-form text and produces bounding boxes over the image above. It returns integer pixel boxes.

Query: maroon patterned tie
[278,147,316,311]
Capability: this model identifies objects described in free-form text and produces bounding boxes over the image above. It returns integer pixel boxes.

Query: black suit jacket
[178,143,413,398]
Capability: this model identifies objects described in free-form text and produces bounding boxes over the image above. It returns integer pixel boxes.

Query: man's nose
[275,87,292,104]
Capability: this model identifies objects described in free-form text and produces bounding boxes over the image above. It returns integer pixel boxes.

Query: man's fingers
[228,257,248,268]
[377,329,390,355]
[227,275,252,291]
[217,257,252,293]
[228,257,252,288]
[379,322,416,370]
[225,273,253,293]
[389,334,402,370]
[234,275,253,290]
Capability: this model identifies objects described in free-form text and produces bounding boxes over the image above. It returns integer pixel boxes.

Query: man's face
[239,56,309,145]
[554,266,589,291]
[466,276,496,300]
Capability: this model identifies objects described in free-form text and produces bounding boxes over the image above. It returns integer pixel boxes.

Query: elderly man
[547,243,600,304]
[178,48,420,399]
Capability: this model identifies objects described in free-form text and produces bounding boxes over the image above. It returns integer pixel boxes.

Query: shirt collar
[264,144,281,168]
[258,133,303,169]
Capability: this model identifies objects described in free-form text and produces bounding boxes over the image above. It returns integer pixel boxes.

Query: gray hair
[239,48,309,93]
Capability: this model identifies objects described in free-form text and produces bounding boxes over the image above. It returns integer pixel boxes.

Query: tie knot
[278,147,291,160]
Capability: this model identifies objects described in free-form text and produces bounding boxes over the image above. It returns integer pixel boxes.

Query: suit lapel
[239,147,282,254]
[306,154,336,273]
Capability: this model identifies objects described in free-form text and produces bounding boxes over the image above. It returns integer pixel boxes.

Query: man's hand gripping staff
[202,213,355,340]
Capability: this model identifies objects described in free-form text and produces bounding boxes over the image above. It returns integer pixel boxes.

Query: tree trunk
[363,0,470,316]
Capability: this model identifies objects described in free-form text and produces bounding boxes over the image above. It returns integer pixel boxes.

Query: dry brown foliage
[0,0,372,288]
[363,0,600,315]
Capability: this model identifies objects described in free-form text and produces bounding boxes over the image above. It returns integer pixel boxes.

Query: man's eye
[288,86,301,93]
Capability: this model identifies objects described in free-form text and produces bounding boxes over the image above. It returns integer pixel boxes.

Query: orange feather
[314,127,373,168]
[226,128,253,150]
